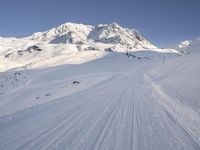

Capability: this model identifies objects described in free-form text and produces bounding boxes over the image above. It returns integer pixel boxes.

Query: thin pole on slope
[163,56,165,64]
[126,45,129,56]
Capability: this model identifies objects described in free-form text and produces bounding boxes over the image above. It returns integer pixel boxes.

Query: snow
[178,40,192,48]
[0,22,158,71]
[27,22,156,49]
[0,23,200,149]
[172,37,200,54]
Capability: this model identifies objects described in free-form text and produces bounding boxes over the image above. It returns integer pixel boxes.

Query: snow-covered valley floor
[0,51,200,150]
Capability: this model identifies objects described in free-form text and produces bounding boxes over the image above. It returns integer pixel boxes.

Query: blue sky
[0,0,199,47]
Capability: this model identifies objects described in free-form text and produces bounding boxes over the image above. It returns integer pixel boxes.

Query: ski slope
[0,50,200,150]
[0,23,200,149]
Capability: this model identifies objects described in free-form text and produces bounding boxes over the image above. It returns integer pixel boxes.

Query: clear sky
[0,0,200,47]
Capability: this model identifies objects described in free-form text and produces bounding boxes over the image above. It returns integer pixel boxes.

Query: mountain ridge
[0,22,179,71]
[25,22,157,49]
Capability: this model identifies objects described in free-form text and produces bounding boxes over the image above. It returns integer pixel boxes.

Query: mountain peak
[171,37,200,54]
[108,22,120,28]
[55,22,93,33]
[27,22,156,49]
[178,40,192,48]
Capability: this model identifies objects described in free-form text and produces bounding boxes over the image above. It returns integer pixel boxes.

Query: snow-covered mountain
[27,22,156,49]
[0,22,174,71]
[172,37,200,54]
[28,23,92,44]
[178,40,192,48]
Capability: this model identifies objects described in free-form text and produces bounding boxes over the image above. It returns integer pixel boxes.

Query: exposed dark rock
[72,81,80,84]
[4,53,13,58]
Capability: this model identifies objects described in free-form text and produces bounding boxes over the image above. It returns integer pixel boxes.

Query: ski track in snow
[0,54,200,150]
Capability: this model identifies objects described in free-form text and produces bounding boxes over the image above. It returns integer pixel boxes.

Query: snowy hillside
[0,23,200,150]
[0,22,161,71]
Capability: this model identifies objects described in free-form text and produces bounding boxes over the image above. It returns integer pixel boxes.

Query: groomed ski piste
[0,23,200,150]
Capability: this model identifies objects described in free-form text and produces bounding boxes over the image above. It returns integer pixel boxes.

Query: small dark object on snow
[36,97,39,100]
[126,53,136,58]
[72,81,80,84]
[14,72,21,76]
[44,93,50,96]
[104,48,113,52]
[27,45,42,52]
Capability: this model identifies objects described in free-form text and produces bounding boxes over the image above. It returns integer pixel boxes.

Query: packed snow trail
[0,53,200,150]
